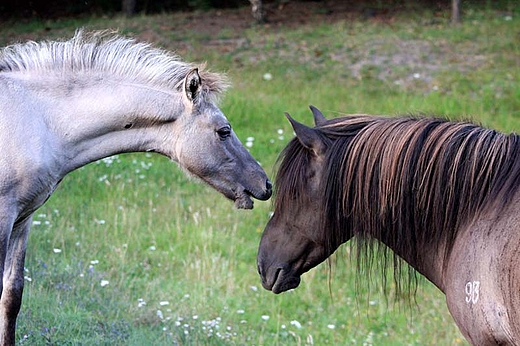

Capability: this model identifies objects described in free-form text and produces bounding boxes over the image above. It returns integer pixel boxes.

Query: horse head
[172,68,272,209]
[257,106,346,293]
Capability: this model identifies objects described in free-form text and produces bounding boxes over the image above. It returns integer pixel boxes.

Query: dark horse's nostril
[266,179,273,191]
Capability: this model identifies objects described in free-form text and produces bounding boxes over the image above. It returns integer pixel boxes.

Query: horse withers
[258,106,520,345]
[0,30,271,345]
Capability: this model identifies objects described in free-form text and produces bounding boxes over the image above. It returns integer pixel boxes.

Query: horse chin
[234,193,254,209]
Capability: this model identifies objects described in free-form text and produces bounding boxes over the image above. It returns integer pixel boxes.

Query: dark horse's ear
[309,105,327,126]
[184,68,201,102]
[286,112,326,156]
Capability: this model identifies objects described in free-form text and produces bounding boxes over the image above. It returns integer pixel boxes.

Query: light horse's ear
[184,68,202,102]
[286,112,326,156]
[309,105,327,126]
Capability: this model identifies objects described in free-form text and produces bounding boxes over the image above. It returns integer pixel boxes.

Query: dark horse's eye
[217,126,231,140]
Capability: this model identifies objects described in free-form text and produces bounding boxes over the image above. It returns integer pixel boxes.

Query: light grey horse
[0,30,272,345]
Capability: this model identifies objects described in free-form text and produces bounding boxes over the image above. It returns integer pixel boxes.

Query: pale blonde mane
[0,30,229,100]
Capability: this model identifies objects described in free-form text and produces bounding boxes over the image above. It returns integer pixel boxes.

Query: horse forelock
[0,29,229,101]
[276,114,520,295]
[273,137,312,216]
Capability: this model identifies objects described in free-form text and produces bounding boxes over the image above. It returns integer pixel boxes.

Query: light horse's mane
[275,115,520,291]
[0,30,228,101]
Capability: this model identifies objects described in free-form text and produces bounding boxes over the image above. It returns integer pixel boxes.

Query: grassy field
[1,3,519,345]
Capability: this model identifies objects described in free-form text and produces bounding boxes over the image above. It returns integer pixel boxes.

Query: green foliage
[2,4,518,345]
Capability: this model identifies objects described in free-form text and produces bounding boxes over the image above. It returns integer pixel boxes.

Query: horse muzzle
[258,262,302,294]
[234,179,272,209]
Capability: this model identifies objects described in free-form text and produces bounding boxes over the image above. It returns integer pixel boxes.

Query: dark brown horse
[257,106,520,345]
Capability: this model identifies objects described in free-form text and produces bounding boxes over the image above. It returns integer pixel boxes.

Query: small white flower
[290,320,302,329]
[157,310,164,319]
[277,129,284,135]
[261,315,269,321]
[413,73,421,79]
[32,220,42,225]
[246,142,253,148]
[250,286,258,292]
[327,324,336,329]
[159,301,169,306]
[236,309,245,314]
[263,73,273,81]
[150,246,156,251]
[100,280,109,287]
[24,276,32,282]
[53,248,62,253]
[90,260,99,265]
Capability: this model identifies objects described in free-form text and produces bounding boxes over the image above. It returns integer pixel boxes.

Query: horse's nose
[266,179,273,192]
[256,179,272,201]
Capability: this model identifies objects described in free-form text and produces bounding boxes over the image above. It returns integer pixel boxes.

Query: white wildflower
[290,320,302,329]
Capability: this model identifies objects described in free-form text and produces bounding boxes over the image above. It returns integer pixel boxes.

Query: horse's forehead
[200,102,228,123]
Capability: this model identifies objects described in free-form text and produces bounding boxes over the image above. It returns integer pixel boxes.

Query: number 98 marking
[465,281,480,304]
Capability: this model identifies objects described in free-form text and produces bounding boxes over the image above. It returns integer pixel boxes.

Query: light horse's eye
[217,126,231,140]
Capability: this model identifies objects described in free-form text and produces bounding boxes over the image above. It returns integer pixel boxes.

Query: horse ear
[184,68,201,102]
[286,112,326,156]
[309,105,326,126]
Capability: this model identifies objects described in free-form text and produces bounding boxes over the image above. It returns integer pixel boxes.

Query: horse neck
[32,75,182,174]
[376,235,448,292]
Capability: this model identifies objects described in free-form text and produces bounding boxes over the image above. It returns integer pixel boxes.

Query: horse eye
[217,126,231,140]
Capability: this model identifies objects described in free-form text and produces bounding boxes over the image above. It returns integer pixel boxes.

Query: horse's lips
[263,268,301,294]
[234,185,272,209]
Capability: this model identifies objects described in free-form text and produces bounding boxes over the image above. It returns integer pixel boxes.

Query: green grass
[1,4,519,345]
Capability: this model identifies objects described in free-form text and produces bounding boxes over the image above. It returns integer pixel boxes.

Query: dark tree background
[0,0,510,22]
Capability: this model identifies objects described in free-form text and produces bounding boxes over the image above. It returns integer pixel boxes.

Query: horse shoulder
[0,75,62,218]
[444,197,520,345]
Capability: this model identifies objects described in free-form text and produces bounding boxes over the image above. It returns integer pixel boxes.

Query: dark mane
[275,114,520,290]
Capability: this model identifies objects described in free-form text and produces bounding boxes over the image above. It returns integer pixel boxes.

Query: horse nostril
[266,179,273,191]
